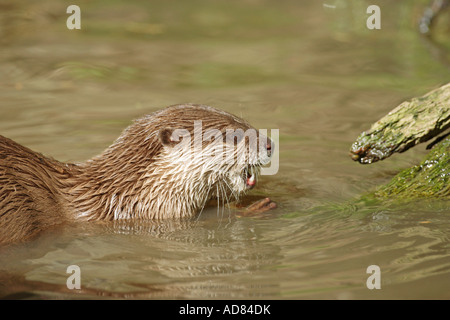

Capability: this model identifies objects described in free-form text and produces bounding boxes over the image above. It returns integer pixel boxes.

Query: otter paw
[241,197,277,216]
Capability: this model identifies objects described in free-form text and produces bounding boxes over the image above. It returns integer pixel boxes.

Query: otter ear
[159,127,190,147]
[159,128,177,147]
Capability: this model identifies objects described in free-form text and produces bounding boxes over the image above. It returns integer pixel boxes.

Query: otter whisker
[217,182,224,227]
[194,181,213,224]
[221,181,232,213]
[222,178,241,204]
[217,181,229,226]
[221,181,235,224]
[215,183,221,218]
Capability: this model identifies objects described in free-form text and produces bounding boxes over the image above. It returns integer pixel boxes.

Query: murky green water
[0,0,449,299]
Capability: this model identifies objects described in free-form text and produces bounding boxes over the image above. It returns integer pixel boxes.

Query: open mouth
[243,166,257,189]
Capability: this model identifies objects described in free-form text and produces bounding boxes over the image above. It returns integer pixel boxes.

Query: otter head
[158,105,273,192]
[152,104,272,216]
[155,104,273,208]
[76,104,273,220]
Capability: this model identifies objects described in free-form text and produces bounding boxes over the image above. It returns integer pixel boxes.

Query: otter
[0,104,275,245]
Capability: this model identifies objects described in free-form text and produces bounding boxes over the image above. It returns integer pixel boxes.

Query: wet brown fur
[0,135,79,244]
[0,104,261,245]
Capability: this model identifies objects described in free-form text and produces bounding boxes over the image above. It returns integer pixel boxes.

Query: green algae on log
[374,136,449,199]
[350,83,450,164]
[350,82,450,199]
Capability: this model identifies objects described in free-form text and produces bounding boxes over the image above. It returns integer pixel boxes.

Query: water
[0,0,449,299]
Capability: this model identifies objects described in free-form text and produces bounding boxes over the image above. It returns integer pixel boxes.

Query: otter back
[0,135,73,244]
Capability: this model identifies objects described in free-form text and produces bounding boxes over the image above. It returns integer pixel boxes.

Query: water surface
[0,0,449,299]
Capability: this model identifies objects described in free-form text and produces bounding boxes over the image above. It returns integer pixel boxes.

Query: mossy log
[350,82,450,164]
[350,82,450,199]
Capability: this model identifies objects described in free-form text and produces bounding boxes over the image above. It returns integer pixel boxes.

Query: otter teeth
[244,166,256,189]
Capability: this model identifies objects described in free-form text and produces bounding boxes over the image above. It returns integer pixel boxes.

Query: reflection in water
[0,211,285,299]
[0,0,449,299]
